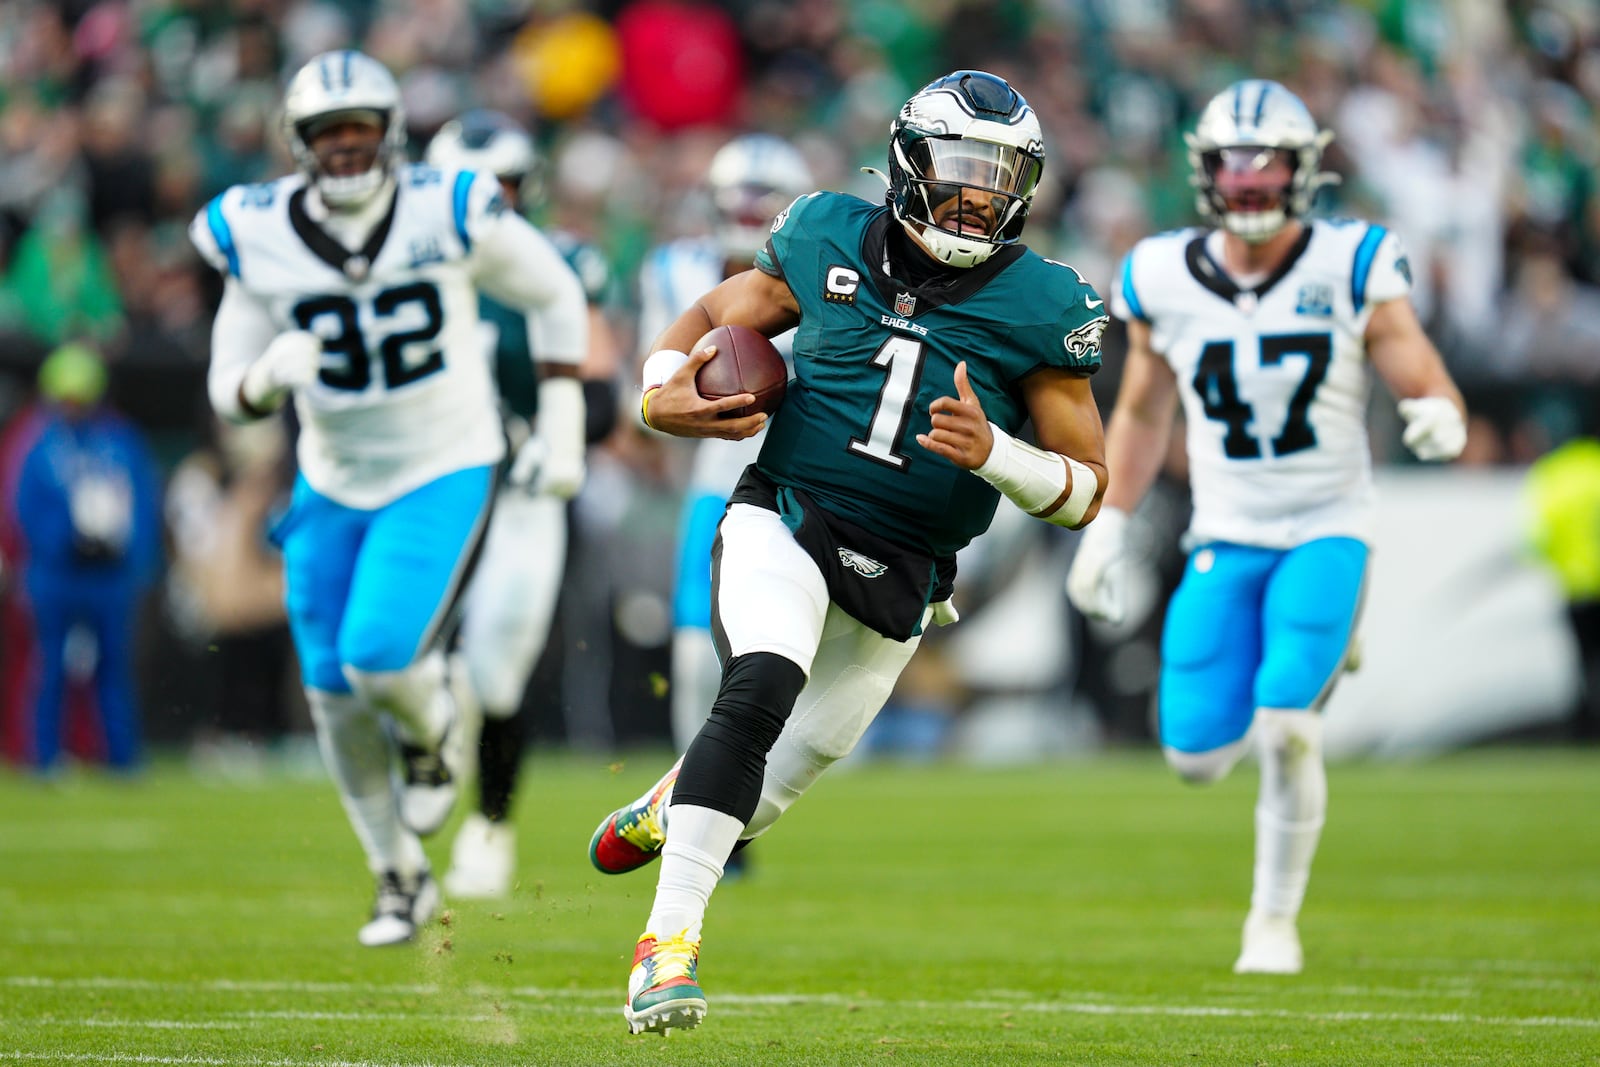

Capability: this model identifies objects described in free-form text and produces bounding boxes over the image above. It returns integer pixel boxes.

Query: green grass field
[2,748,1596,1066]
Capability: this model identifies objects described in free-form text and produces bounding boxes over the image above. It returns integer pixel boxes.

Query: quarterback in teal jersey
[589,71,1110,1035]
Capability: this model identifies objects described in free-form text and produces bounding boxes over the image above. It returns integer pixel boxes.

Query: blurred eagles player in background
[1067,80,1467,975]
[637,133,812,877]
[426,109,617,899]
[190,51,587,946]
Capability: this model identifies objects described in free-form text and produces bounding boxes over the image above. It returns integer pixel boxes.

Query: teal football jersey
[753,192,1105,556]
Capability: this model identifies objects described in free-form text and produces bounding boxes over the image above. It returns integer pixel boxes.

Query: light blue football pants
[1158,537,1368,754]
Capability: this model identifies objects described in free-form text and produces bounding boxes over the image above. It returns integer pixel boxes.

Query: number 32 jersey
[1112,219,1411,548]
[189,166,506,507]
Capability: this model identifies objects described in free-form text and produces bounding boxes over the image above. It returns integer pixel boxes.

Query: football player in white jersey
[189,51,587,946]
[639,133,811,756]
[1067,80,1467,974]
[425,109,613,899]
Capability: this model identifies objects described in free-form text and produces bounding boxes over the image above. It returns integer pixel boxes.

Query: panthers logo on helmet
[837,547,887,579]
[1063,316,1108,359]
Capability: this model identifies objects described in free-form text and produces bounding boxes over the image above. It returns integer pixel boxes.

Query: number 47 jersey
[189,165,510,508]
[1112,218,1412,549]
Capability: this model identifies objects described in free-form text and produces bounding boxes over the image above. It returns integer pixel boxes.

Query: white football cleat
[444,813,516,898]
[358,869,441,947]
[1233,911,1303,975]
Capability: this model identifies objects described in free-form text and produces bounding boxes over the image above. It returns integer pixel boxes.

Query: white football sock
[306,688,426,878]
[1251,708,1326,918]
[646,803,744,942]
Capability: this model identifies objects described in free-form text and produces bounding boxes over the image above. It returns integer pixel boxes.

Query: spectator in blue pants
[13,343,161,773]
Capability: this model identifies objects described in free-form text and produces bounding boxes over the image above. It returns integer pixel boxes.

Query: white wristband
[641,348,690,390]
[974,422,1098,528]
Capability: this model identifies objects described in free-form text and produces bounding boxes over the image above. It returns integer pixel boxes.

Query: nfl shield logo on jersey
[894,292,916,317]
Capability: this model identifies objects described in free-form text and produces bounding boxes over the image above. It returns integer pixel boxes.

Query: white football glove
[241,330,323,414]
[1398,396,1466,462]
[1065,505,1131,625]
[505,433,586,500]
[505,434,547,494]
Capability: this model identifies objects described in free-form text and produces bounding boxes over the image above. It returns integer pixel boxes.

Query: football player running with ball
[190,52,587,946]
[1067,80,1467,975]
[590,71,1110,1034]
[636,134,812,871]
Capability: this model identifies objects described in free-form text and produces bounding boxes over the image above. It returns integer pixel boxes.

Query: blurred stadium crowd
[1,0,1597,771]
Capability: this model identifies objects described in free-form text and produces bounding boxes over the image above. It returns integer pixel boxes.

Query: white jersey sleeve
[1355,227,1412,311]
[460,171,587,368]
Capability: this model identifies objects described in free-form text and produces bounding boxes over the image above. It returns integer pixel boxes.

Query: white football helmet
[883,70,1045,268]
[282,50,407,209]
[1185,79,1338,243]
[427,109,540,206]
[707,134,813,261]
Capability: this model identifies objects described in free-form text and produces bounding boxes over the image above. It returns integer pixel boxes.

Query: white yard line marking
[4,977,1596,1031]
[0,1055,471,1067]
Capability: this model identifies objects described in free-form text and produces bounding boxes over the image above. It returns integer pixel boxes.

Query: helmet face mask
[426,109,540,208]
[706,134,813,262]
[887,70,1044,269]
[1185,80,1336,244]
[282,51,407,210]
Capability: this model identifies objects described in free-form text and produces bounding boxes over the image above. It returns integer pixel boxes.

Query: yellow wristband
[640,386,661,430]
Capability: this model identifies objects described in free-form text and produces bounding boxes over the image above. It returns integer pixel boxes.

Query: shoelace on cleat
[399,744,450,787]
[372,873,412,919]
[615,771,677,849]
[642,935,699,989]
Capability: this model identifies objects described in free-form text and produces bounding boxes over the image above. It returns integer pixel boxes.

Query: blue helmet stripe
[341,50,352,87]
[1120,252,1148,323]
[1351,223,1387,313]
[1252,82,1269,126]
[206,195,239,278]
[452,170,475,252]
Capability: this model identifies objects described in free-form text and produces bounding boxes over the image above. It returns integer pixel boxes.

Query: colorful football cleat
[624,931,706,1035]
[589,758,680,874]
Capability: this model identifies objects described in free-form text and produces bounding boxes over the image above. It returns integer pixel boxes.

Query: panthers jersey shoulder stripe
[1351,222,1388,313]
[205,196,240,277]
[451,170,475,252]
[1119,252,1148,323]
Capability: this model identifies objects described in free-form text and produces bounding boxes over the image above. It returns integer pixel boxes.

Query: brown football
[693,324,788,418]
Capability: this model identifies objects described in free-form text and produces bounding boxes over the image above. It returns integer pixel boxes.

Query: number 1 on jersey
[849,335,924,470]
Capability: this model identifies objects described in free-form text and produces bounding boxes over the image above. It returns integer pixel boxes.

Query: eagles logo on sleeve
[1064,315,1109,360]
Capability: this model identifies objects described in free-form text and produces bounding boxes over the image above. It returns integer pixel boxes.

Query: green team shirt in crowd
[480,229,609,418]
[753,191,1106,557]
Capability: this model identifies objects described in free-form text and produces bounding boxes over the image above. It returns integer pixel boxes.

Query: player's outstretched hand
[643,344,767,440]
[1397,396,1466,462]
[1065,506,1130,625]
[916,361,994,470]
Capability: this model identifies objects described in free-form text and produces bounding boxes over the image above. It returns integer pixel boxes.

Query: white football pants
[460,492,568,718]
